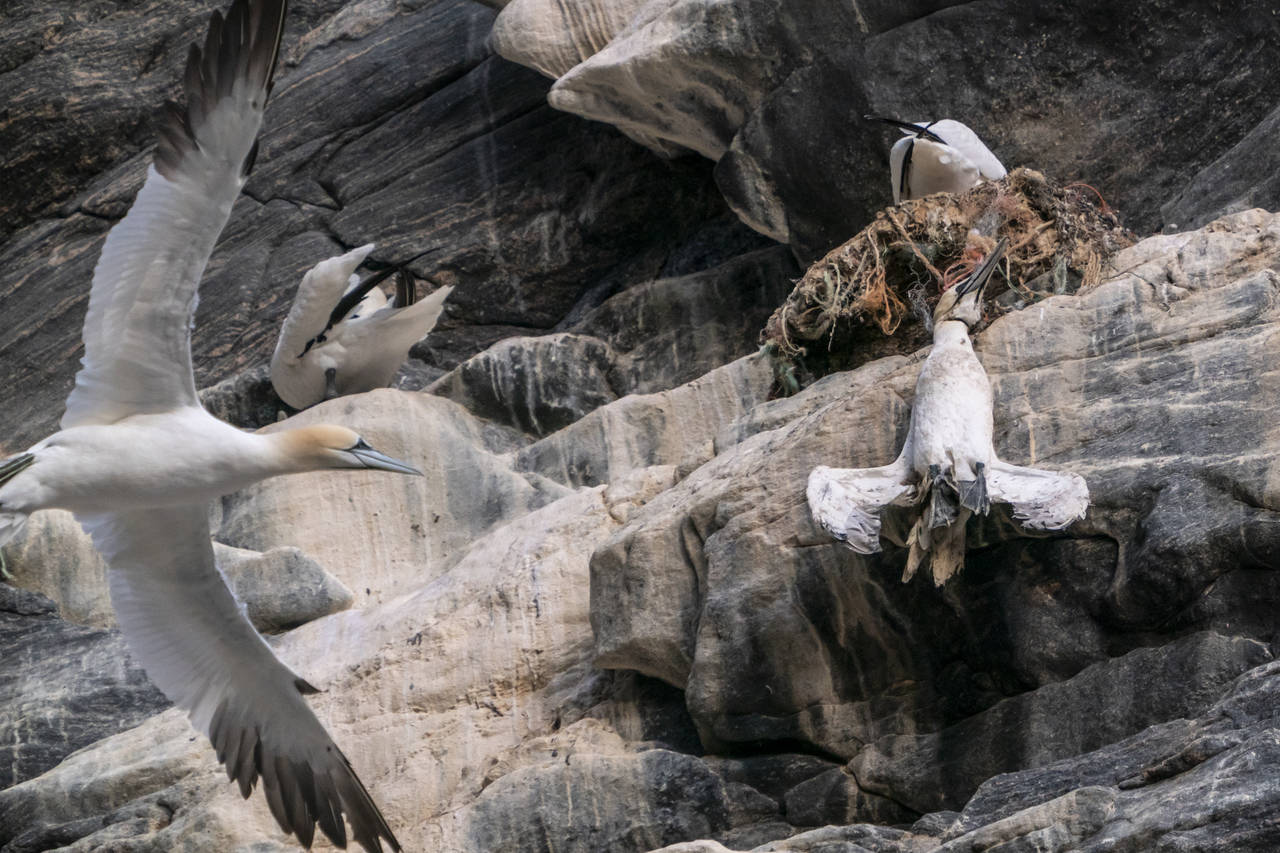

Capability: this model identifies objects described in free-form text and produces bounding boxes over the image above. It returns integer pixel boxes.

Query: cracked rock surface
[5,2,1280,851]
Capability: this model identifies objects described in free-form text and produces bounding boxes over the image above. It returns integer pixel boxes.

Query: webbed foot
[958,461,990,515]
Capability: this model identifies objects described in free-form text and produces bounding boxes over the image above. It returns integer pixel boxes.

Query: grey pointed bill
[956,237,1009,296]
[349,443,422,475]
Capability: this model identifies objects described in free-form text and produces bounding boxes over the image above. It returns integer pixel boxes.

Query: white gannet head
[932,238,1008,329]
[280,424,422,475]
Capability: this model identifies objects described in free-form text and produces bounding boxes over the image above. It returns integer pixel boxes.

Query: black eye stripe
[351,438,371,451]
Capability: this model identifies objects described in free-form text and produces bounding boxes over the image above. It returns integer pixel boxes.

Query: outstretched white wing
[987,458,1089,530]
[62,0,287,429]
[807,456,917,553]
[80,506,401,853]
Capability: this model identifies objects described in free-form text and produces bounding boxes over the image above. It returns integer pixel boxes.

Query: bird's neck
[932,319,973,347]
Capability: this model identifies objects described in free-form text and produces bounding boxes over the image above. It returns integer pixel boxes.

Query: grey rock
[516,353,774,490]
[0,0,731,454]
[732,0,1280,255]
[784,767,916,828]
[214,543,355,634]
[573,246,798,397]
[591,210,1280,770]
[461,749,784,852]
[429,333,620,437]
[0,585,168,790]
[431,247,797,435]
[1161,101,1280,231]
[848,632,1270,814]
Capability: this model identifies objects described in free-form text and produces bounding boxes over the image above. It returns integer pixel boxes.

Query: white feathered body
[271,244,452,410]
[807,312,1089,585]
[906,321,993,482]
[889,119,1007,205]
[0,409,297,515]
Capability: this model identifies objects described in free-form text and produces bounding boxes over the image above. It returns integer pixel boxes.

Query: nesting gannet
[866,116,1007,205]
[0,2,406,850]
[271,244,453,409]
[807,238,1088,585]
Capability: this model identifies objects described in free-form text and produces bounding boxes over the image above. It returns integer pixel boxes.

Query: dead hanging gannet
[0,2,407,850]
[271,244,453,409]
[866,116,1007,205]
[807,238,1088,586]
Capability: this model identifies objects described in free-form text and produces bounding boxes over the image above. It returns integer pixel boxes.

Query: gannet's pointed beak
[348,443,423,476]
[955,237,1009,298]
[863,115,945,143]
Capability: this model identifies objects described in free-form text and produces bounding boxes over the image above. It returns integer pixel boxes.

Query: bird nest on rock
[762,167,1136,389]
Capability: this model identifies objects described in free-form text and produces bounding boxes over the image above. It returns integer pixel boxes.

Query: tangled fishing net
[762,168,1136,387]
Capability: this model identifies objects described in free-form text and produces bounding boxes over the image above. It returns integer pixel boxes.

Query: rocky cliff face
[3,2,1280,852]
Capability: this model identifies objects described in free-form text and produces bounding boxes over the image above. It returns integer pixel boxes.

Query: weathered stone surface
[500,0,1280,257]
[3,510,110,628]
[0,0,732,453]
[0,475,688,851]
[725,0,1280,255]
[491,0,651,79]
[592,209,1280,771]
[515,352,774,489]
[217,388,569,605]
[430,333,621,437]
[214,543,354,634]
[9,1,1280,847]
[461,746,782,852]
[547,0,862,159]
[432,246,797,435]
[5,511,351,635]
[1161,101,1280,232]
[848,632,1269,814]
[0,584,167,791]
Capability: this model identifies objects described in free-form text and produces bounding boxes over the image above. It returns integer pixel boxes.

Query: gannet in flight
[866,116,1007,205]
[271,244,452,409]
[0,2,407,849]
[808,238,1088,585]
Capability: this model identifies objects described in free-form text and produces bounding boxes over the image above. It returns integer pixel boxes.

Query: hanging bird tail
[929,510,970,586]
[904,473,973,585]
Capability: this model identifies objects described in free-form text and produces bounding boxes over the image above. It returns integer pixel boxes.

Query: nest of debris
[762,168,1136,388]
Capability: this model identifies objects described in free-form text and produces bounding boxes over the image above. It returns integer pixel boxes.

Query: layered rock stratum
[3,2,1280,852]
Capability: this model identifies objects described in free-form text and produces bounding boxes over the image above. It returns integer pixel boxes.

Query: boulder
[592,210,1280,769]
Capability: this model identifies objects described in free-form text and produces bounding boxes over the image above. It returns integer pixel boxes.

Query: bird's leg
[958,461,990,515]
[925,464,959,529]
[0,548,10,581]
[323,367,338,401]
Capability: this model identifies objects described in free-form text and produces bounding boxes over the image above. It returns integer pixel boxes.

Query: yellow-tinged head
[933,237,1008,329]
[278,424,422,475]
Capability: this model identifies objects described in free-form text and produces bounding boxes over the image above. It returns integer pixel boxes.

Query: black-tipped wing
[79,506,401,853]
[864,115,945,143]
[63,0,288,429]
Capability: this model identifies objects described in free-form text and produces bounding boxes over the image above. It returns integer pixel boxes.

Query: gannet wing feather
[928,119,1007,180]
[272,245,375,360]
[986,458,1089,530]
[807,457,917,553]
[80,506,401,853]
[331,285,454,392]
[63,0,287,429]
